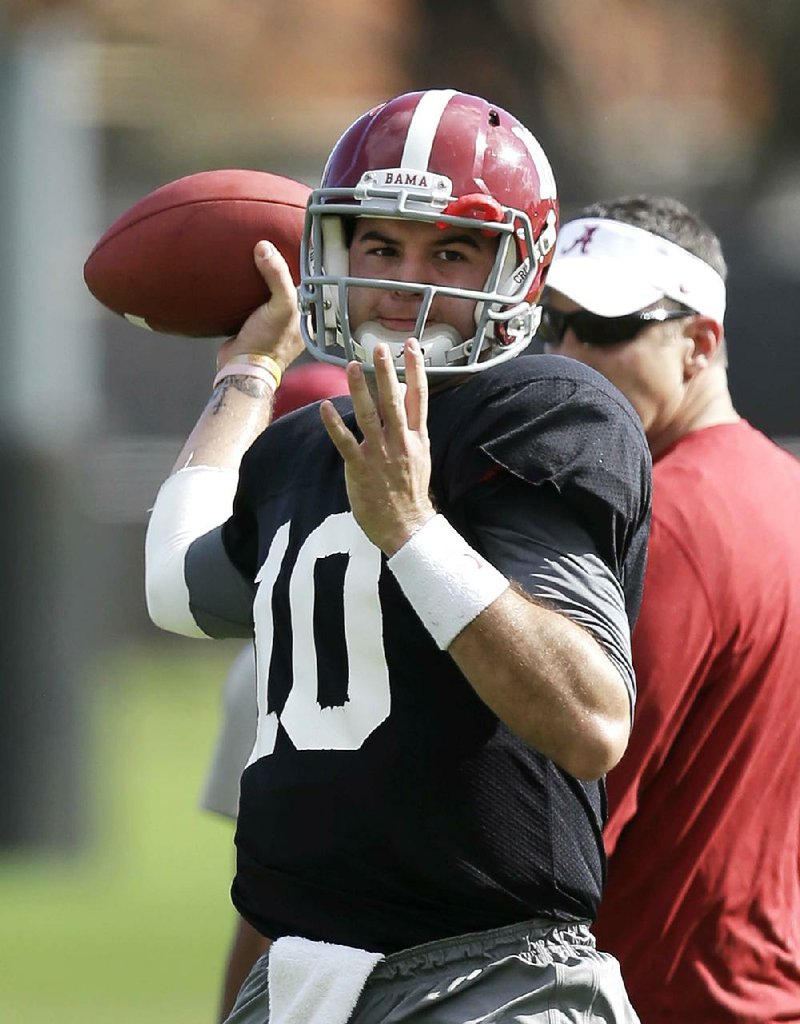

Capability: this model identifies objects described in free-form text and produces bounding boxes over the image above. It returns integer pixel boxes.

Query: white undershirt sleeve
[145,465,240,638]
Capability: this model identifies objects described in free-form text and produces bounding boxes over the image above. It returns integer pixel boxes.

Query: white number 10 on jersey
[248,512,391,763]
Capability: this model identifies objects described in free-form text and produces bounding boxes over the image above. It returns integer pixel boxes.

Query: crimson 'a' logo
[563,225,598,255]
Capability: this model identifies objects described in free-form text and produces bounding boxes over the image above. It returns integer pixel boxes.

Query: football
[83,169,311,337]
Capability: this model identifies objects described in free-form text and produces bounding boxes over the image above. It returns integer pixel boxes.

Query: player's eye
[366,244,398,258]
[435,248,468,263]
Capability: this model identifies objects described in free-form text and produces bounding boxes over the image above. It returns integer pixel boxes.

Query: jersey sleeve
[432,357,652,626]
[603,512,717,854]
[180,456,265,638]
[184,526,256,638]
[462,472,637,715]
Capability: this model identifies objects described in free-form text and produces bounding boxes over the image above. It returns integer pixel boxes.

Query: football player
[145,90,649,1023]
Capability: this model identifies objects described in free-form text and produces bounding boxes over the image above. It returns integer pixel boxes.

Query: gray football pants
[225,917,642,1023]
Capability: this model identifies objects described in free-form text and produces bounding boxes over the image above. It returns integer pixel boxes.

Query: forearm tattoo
[211,374,275,414]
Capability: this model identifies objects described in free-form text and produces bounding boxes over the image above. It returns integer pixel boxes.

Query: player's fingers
[253,240,296,312]
[232,240,305,367]
[403,338,428,434]
[319,397,360,461]
[347,360,385,447]
[373,344,406,439]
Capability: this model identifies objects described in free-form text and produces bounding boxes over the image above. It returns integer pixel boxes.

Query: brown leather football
[84,169,311,337]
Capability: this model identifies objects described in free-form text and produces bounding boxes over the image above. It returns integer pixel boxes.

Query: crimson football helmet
[299,89,559,377]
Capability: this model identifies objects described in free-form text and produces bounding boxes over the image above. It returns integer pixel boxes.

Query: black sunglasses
[539,305,693,348]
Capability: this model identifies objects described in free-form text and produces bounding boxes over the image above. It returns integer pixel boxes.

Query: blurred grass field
[0,641,246,1024]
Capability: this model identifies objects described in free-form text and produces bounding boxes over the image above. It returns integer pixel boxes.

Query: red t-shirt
[594,421,800,1023]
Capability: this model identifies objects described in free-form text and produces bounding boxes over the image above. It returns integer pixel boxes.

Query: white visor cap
[546,218,726,323]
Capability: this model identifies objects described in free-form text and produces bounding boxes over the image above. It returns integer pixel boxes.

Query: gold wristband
[216,353,283,388]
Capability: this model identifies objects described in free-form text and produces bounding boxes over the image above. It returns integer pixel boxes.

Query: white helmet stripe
[511,126,557,201]
[400,89,457,170]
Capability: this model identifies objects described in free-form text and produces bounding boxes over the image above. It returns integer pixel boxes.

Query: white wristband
[387,514,509,650]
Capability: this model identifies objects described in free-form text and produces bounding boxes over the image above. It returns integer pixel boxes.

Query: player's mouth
[377,316,428,332]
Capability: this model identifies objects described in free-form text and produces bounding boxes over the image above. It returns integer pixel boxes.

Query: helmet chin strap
[352,321,470,368]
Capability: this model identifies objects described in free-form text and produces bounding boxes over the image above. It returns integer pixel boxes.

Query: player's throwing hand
[217,241,306,375]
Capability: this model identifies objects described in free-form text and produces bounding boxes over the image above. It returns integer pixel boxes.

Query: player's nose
[391,251,428,292]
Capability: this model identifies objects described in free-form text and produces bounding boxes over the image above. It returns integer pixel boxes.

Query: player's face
[347,218,498,342]
[543,292,694,440]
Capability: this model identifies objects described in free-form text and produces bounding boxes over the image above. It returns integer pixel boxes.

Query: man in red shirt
[541,194,800,1023]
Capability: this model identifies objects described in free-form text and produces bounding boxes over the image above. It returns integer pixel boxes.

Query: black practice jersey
[218,353,651,953]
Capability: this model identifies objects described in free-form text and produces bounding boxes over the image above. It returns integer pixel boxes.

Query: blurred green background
[0,644,240,1024]
[1,1,799,1021]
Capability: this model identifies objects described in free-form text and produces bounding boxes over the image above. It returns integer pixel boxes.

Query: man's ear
[684,316,723,380]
